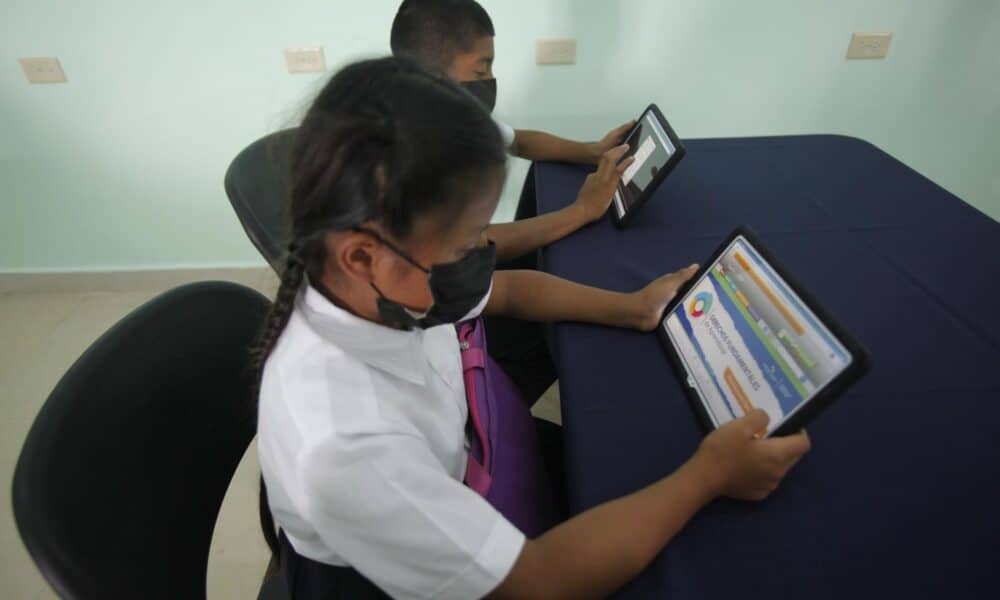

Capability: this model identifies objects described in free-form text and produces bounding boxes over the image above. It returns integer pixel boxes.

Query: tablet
[611,104,686,228]
[657,227,870,437]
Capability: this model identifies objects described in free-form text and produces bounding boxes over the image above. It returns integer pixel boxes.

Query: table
[535,135,1000,599]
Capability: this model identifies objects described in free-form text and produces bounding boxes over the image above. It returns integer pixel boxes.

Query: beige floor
[0,269,561,599]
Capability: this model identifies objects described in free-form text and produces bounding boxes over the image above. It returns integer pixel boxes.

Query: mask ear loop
[355,228,432,328]
[369,282,425,331]
[352,227,430,273]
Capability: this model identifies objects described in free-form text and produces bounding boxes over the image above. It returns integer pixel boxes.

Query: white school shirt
[257,284,525,600]
[494,117,516,152]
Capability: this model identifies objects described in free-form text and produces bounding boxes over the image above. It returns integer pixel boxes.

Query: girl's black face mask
[460,78,497,113]
[362,229,496,331]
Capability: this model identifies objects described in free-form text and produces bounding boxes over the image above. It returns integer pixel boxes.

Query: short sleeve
[297,430,526,600]
[493,117,516,152]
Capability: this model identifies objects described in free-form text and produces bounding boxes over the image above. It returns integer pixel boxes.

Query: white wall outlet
[284,47,326,74]
[19,57,67,84]
[846,33,892,59]
[536,39,577,65]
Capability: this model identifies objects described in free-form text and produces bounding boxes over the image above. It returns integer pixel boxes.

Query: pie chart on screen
[689,292,713,318]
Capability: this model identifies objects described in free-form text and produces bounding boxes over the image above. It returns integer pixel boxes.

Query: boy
[391,0,633,233]
[391,0,635,402]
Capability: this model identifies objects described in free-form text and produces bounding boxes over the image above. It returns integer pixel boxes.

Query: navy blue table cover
[535,135,1000,599]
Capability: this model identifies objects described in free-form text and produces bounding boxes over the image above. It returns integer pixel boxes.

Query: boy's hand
[629,264,700,331]
[588,120,637,164]
[573,144,636,224]
[690,409,812,501]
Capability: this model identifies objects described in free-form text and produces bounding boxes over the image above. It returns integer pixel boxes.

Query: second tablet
[611,104,686,228]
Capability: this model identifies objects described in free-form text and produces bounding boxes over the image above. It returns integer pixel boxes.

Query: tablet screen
[662,235,853,434]
[613,111,677,217]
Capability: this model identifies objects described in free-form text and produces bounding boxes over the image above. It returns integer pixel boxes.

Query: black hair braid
[258,476,280,566]
[253,253,305,375]
[253,247,312,561]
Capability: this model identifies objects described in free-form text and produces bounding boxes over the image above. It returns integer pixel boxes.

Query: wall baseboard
[0,267,278,296]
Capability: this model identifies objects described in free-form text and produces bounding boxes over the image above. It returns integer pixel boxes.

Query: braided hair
[254,55,507,560]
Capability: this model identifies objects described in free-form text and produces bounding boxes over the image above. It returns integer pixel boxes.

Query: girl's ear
[328,231,379,284]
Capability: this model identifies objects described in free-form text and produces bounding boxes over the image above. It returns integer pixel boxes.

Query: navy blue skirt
[279,532,390,599]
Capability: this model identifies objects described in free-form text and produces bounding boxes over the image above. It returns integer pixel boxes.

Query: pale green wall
[2,0,998,272]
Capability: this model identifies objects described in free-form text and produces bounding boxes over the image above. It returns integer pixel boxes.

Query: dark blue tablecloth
[535,135,1000,599]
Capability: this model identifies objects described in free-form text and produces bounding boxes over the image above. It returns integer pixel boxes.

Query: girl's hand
[630,264,700,331]
[689,409,812,501]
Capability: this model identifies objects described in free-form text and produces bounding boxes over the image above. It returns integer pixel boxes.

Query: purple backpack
[458,318,558,538]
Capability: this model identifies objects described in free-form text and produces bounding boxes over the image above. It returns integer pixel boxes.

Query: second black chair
[12,281,274,599]
[225,129,297,273]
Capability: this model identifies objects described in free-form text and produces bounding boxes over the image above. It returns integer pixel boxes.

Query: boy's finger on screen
[600,144,630,175]
[608,143,630,159]
[615,156,637,175]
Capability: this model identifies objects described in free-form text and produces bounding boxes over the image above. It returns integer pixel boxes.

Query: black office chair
[11,281,282,599]
[224,129,297,274]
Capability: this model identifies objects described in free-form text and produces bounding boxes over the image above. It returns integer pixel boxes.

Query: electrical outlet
[19,57,67,84]
[846,33,892,59]
[284,47,326,74]
[536,39,577,65]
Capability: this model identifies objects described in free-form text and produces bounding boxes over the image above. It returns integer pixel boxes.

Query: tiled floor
[0,270,561,598]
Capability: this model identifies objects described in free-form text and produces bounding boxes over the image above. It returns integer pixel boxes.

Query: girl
[256,57,810,599]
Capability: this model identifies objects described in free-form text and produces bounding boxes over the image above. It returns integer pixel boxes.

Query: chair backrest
[12,282,271,599]
[224,129,297,273]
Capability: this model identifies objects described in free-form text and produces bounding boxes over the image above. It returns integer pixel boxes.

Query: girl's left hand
[631,265,700,331]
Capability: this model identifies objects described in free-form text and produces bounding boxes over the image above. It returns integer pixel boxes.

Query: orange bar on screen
[724,367,754,415]
[733,252,805,336]
[724,368,767,437]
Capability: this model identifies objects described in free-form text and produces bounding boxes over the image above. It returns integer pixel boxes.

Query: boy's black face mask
[461,78,497,112]
[362,229,496,331]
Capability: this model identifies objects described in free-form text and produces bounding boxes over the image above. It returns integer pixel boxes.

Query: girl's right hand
[493,408,811,600]
[691,409,811,501]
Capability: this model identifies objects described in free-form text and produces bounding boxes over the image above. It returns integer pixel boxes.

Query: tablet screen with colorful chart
[661,235,854,434]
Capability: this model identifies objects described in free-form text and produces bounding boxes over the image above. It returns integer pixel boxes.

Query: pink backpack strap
[459,321,492,496]
[464,452,492,496]
[456,318,559,537]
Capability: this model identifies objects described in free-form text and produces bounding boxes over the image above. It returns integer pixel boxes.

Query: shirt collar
[298,284,429,385]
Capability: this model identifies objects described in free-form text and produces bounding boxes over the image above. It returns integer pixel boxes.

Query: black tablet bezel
[611,103,687,228]
[656,226,871,437]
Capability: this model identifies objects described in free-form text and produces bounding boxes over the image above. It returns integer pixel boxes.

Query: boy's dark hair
[254,55,506,561]
[390,0,495,72]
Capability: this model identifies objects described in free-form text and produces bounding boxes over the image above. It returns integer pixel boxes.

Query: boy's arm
[513,121,634,165]
[485,265,700,332]
[487,145,634,262]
